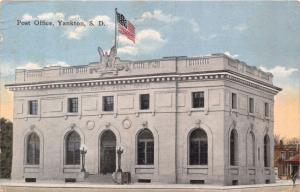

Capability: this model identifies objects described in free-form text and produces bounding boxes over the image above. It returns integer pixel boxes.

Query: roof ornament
[91,45,128,76]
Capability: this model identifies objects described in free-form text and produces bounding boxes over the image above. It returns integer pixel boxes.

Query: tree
[0,117,13,178]
[274,134,285,145]
[285,137,300,145]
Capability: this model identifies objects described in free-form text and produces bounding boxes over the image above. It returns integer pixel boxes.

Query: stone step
[86,174,115,184]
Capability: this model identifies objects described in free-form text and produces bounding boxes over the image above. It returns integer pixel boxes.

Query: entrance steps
[85,173,115,184]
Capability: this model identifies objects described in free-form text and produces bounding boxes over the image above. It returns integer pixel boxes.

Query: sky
[0,1,299,139]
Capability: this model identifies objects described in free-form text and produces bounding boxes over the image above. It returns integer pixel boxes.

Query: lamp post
[80,144,87,173]
[117,146,123,173]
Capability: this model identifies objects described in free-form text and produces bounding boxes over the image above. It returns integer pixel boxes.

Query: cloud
[16,60,70,70]
[118,29,166,56]
[259,65,298,78]
[221,25,230,31]
[138,10,180,23]
[21,12,114,40]
[224,51,239,59]
[46,61,70,67]
[22,13,33,21]
[17,62,41,70]
[189,19,200,33]
[0,63,15,77]
[221,23,248,32]
[234,23,247,32]
[200,34,217,41]
[37,12,64,21]
[63,14,114,40]
[22,12,64,21]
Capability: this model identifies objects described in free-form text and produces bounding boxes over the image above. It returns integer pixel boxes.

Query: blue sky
[0,1,299,138]
[0,1,299,88]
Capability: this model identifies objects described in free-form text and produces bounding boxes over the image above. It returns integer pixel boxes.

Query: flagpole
[115,8,118,52]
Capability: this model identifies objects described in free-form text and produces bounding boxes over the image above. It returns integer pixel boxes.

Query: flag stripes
[117,11,135,43]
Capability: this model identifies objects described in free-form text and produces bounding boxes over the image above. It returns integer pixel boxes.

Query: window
[281,151,286,160]
[103,96,114,112]
[249,98,254,113]
[26,132,40,165]
[140,94,150,110]
[248,132,255,166]
[28,100,38,115]
[66,131,80,165]
[264,103,269,117]
[189,129,208,165]
[264,135,270,167]
[192,92,204,108]
[137,129,154,165]
[68,98,78,113]
[230,129,238,166]
[231,93,237,109]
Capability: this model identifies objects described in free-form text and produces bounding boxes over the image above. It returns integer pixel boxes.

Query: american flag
[117,12,135,43]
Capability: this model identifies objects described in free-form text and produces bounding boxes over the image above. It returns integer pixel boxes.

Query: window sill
[66,113,79,116]
[190,108,205,112]
[187,165,208,169]
[64,165,81,168]
[138,110,152,113]
[27,114,39,117]
[101,111,115,115]
[135,165,155,169]
[24,164,39,168]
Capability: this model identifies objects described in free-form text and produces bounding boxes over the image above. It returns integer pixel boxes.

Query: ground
[0,180,299,192]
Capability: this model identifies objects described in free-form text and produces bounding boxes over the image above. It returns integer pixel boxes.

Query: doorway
[100,130,116,174]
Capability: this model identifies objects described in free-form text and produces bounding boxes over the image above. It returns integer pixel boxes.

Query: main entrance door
[100,130,116,174]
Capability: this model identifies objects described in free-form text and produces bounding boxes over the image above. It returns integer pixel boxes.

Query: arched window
[230,129,238,166]
[264,135,270,167]
[66,131,81,165]
[189,129,208,165]
[137,129,154,165]
[247,132,255,166]
[26,132,40,165]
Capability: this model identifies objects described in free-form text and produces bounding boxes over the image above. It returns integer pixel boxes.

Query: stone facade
[6,53,281,185]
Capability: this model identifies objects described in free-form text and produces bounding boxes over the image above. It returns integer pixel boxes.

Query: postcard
[0,1,299,191]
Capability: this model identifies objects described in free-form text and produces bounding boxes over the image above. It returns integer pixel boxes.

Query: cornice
[6,71,281,94]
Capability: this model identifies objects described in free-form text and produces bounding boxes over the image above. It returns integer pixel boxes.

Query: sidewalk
[0,179,299,192]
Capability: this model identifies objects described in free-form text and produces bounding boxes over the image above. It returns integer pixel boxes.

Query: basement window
[190,180,205,184]
[138,179,151,183]
[25,178,36,182]
[65,178,76,183]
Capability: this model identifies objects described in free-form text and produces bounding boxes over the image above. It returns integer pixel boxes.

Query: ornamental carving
[89,45,129,76]
[122,118,132,129]
[86,120,95,130]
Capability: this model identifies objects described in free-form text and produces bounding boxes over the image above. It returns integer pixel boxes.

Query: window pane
[264,103,269,117]
[190,140,199,165]
[249,98,254,113]
[66,131,80,165]
[264,135,270,167]
[192,92,204,108]
[146,141,154,164]
[138,141,145,165]
[140,94,150,110]
[230,130,238,166]
[200,141,208,165]
[27,133,40,165]
[68,98,78,113]
[189,129,208,165]
[137,129,154,165]
[103,96,114,111]
[29,100,38,115]
[232,93,237,109]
